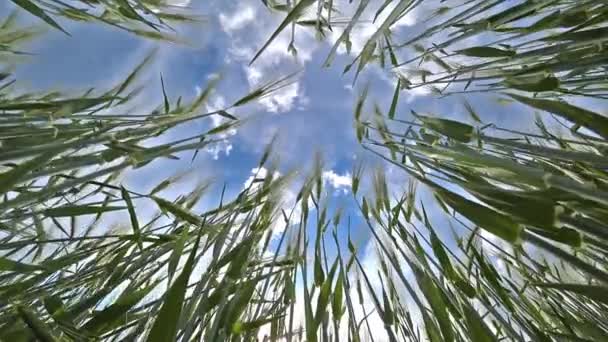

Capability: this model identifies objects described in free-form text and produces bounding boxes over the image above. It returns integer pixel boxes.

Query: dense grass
[2,1,608,341]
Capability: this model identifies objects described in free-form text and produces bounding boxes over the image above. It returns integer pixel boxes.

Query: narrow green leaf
[534,283,608,305]
[315,259,338,327]
[0,97,114,111]
[168,227,188,282]
[207,122,237,135]
[430,231,455,278]
[463,100,481,123]
[232,88,264,107]
[221,280,257,337]
[0,256,44,273]
[438,189,522,244]
[462,303,498,342]
[0,152,57,195]
[388,78,400,120]
[528,227,581,248]
[82,286,154,334]
[147,234,201,342]
[381,287,394,325]
[121,186,142,250]
[10,0,68,35]
[16,306,58,342]
[416,113,474,142]
[313,252,325,287]
[504,75,560,92]
[44,205,126,217]
[414,268,454,342]
[160,74,170,114]
[233,315,284,335]
[508,94,608,139]
[250,0,316,65]
[458,46,515,58]
[332,266,345,321]
[217,110,238,121]
[153,196,204,226]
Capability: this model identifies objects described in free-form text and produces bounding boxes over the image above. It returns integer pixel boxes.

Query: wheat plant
[2,0,608,341]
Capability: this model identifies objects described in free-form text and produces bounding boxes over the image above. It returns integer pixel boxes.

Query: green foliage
[3,1,608,341]
[9,0,201,40]
[345,0,608,340]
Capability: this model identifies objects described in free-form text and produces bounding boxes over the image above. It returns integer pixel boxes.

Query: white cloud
[173,0,190,5]
[155,0,191,8]
[259,82,302,114]
[322,169,352,194]
[219,6,256,33]
[385,71,432,103]
[199,94,237,159]
[242,167,280,189]
[204,142,233,160]
[218,2,317,114]
[213,0,425,121]
[328,0,419,57]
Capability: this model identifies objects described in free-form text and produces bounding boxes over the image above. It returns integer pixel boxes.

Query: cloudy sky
[4,0,538,185]
[2,1,560,337]
[2,0,538,278]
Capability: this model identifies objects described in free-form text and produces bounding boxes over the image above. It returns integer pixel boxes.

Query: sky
[1,0,564,339]
[3,0,543,189]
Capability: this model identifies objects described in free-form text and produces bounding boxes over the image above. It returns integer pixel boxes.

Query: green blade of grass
[10,0,68,35]
[146,233,201,342]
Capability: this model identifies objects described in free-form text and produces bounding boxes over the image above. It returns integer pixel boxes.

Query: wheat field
[1,0,607,341]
